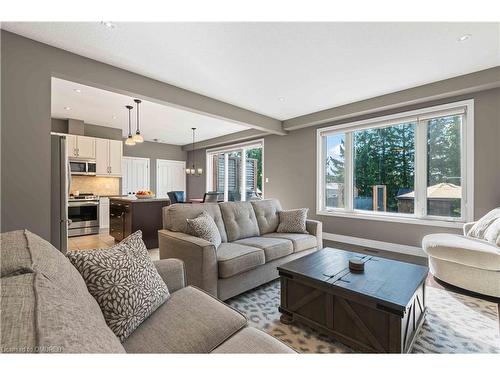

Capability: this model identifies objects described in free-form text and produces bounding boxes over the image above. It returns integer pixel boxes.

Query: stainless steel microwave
[69,159,96,175]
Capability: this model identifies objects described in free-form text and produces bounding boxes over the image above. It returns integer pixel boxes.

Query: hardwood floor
[68,231,115,251]
[68,230,159,260]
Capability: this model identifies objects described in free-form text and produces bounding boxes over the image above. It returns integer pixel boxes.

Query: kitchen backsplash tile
[70,176,120,196]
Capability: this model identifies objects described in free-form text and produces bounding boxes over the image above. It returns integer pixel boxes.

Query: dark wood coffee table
[278,248,428,353]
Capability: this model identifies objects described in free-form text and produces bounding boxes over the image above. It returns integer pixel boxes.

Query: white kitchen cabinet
[108,140,123,176]
[66,135,95,159]
[95,138,109,175]
[66,135,78,157]
[99,197,110,229]
[96,138,123,176]
[77,136,95,159]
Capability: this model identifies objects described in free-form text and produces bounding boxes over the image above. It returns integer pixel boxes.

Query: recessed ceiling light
[112,115,117,119]
[458,34,471,42]
[73,89,81,93]
[64,106,71,110]
[100,21,116,29]
[278,97,285,102]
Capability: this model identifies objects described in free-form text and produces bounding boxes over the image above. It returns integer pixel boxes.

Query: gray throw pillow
[186,211,222,248]
[66,230,169,342]
[277,208,309,234]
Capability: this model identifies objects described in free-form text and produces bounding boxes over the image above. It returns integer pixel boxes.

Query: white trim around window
[316,99,474,228]
[206,139,265,201]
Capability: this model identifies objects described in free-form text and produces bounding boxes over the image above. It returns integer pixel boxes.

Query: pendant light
[125,105,135,146]
[186,127,203,176]
[132,99,144,143]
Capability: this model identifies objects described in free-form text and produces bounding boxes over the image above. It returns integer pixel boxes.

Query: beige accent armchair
[422,222,500,297]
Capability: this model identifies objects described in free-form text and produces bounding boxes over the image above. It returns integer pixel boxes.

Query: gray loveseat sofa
[0,230,294,353]
[159,198,322,300]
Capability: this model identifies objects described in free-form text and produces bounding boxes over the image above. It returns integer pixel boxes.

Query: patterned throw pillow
[66,231,169,342]
[186,211,222,248]
[277,208,309,234]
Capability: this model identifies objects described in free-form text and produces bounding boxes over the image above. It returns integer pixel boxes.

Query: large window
[206,140,264,201]
[317,100,473,226]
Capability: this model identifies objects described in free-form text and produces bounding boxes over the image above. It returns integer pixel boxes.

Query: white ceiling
[51,78,249,145]
[4,22,500,120]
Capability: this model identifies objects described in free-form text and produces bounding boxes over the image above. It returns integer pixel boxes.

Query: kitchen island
[109,196,170,249]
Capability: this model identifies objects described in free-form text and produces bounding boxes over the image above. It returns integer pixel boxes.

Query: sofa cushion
[187,211,222,248]
[66,231,170,341]
[1,274,36,352]
[220,201,260,242]
[217,242,265,278]
[212,327,295,353]
[251,199,282,234]
[0,230,32,277]
[0,273,125,353]
[263,232,317,252]
[122,286,247,353]
[163,203,228,242]
[467,208,500,240]
[422,233,500,271]
[234,236,293,262]
[277,208,309,234]
[0,230,99,303]
[153,259,186,293]
[0,230,126,347]
[483,217,500,246]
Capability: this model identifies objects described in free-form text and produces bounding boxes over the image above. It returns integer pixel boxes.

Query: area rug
[226,280,500,353]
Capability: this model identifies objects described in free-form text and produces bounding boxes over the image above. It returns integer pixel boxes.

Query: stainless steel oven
[70,159,97,175]
[68,195,100,237]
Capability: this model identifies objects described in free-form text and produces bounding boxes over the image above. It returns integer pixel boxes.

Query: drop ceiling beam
[182,129,267,151]
[283,66,500,131]
[3,31,286,136]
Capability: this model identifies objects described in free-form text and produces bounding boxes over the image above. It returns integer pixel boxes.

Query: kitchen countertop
[108,196,171,203]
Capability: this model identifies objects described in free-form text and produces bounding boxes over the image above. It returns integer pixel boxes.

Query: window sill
[316,209,465,228]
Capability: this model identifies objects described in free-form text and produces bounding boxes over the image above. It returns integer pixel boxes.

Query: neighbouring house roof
[326,183,341,190]
[397,182,461,200]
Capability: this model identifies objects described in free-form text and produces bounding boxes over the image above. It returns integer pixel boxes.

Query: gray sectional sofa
[0,230,294,353]
[159,198,322,300]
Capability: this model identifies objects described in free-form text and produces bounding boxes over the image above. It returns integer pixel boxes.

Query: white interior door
[156,159,186,198]
[122,157,150,195]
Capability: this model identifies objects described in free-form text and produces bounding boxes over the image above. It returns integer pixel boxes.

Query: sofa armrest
[306,219,323,249]
[158,229,218,296]
[153,258,186,293]
[463,221,476,236]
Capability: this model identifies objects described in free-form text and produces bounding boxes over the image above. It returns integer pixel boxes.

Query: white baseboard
[323,232,426,258]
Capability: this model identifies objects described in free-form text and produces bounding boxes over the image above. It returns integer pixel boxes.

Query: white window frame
[206,139,264,201]
[316,100,474,228]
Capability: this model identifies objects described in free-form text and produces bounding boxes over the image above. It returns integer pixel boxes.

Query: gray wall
[52,118,123,140]
[186,88,500,247]
[3,28,499,248]
[264,88,500,247]
[51,118,68,133]
[2,30,252,238]
[0,30,276,239]
[52,119,187,195]
[123,141,186,194]
[186,148,207,199]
